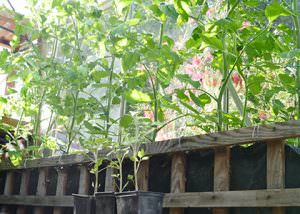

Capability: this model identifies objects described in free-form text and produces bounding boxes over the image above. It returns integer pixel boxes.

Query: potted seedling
[114,115,164,214]
[73,136,116,214]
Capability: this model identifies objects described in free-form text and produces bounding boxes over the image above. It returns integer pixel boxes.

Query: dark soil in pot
[95,192,116,214]
[73,194,95,214]
[115,191,164,214]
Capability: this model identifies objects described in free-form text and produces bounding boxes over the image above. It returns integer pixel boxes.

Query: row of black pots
[73,191,164,214]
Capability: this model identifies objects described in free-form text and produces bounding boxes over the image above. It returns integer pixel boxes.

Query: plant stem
[66,90,79,153]
[217,25,270,123]
[105,57,116,138]
[134,157,138,191]
[293,0,300,120]
[94,150,99,194]
[222,31,229,131]
[152,22,164,141]
[33,90,46,146]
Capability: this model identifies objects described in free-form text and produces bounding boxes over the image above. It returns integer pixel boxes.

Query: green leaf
[0,97,7,104]
[189,90,203,108]
[122,52,140,72]
[176,74,201,88]
[201,35,223,50]
[272,99,285,115]
[137,149,145,158]
[198,94,211,105]
[125,89,151,103]
[120,114,133,128]
[248,75,265,95]
[176,89,189,102]
[265,2,293,22]
[91,71,110,82]
[278,73,294,87]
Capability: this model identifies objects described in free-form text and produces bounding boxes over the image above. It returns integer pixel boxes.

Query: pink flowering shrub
[232,72,243,88]
[258,111,269,121]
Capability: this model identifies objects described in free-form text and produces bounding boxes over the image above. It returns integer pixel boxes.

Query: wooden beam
[163,189,300,208]
[137,160,149,191]
[2,120,300,171]
[0,152,94,171]
[267,141,285,214]
[145,120,300,155]
[213,147,230,214]
[170,153,186,214]
[78,165,90,194]
[1,171,14,213]
[0,195,74,207]
[16,170,30,214]
[34,168,48,214]
[53,167,68,214]
[1,189,300,208]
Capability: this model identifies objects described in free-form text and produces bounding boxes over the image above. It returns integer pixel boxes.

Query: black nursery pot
[115,191,164,214]
[73,194,95,214]
[95,192,117,214]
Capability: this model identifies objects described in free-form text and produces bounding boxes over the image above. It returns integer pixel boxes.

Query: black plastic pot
[115,191,164,214]
[73,194,95,214]
[95,192,116,214]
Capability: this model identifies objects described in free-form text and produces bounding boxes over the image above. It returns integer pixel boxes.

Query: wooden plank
[78,165,90,194]
[163,189,300,208]
[2,120,300,170]
[137,160,149,191]
[105,167,115,192]
[170,153,186,214]
[1,189,300,208]
[34,168,48,214]
[213,147,230,214]
[53,167,68,214]
[1,171,14,213]
[0,195,73,207]
[267,141,285,214]
[16,170,30,214]
[145,120,300,155]
[0,153,94,171]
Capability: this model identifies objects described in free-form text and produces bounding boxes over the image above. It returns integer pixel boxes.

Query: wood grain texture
[267,141,285,214]
[16,170,30,214]
[170,153,186,214]
[78,165,90,194]
[1,189,300,208]
[53,167,68,214]
[145,120,300,155]
[1,171,14,213]
[1,120,300,170]
[34,168,48,214]
[0,195,73,207]
[213,147,230,214]
[137,160,149,191]
[104,167,115,192]
[163,189,300,208]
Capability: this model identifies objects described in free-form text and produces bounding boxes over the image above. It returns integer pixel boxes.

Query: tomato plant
[0,0,299,166]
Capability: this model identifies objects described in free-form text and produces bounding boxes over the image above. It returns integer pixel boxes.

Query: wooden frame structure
[1,120,300,213]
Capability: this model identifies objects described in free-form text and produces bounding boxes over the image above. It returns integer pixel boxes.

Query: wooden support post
[213,147,230,214]
[34,168,48,214]
[105,167,115,192]
[137,160,149,191]
[267,141,285,214]
[53,167,68,214]
[170,153,186,214]
[16,170,30,214]
[78,165,90,194]
[1,171,14,213]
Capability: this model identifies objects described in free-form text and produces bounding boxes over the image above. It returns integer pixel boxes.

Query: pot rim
[115,191,164,198]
